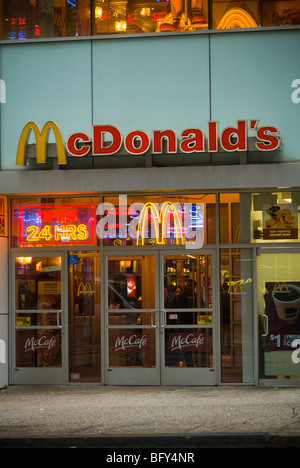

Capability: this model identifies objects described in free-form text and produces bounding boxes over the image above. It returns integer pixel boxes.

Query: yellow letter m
[16,121,66,166]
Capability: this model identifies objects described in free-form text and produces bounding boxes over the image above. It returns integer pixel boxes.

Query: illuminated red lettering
[255,126,280,151]
[220,120,247,152]
[208,121,218,152]
[125,131,150,155]
[180,128,204,153]
[67,132,91,157]
[153,130,177,154]
[93,125,122,155]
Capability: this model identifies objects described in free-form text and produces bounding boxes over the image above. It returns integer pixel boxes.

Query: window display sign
[168,331,207,353]
[18,205,95,246]
[262,281,300,376]
[262,204,298,240]
[113,332,150,353]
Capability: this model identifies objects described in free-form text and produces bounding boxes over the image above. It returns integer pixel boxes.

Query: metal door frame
[103,248,218,386]
[10,251,69,384]
[104,249,160,385]
[159,249,217,386]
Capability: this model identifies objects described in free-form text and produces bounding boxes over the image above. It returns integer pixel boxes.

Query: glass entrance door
[13,253,67,384]
[106,253,159,385]
[257,251,300,384]
[105,251,216,385]
[161,252,216,385]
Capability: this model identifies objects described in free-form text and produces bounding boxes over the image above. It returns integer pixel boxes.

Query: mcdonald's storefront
[1,29,300,388]
[4,184,300,387]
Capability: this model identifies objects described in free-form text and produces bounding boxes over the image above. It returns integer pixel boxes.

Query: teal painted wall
[0,29,299,169]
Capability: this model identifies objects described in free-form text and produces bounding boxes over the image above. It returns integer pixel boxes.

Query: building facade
[0,0,300,388]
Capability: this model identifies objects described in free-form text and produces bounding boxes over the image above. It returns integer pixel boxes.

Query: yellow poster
[16,317,31,326]
[197,315,213,325]
[38,281,61,296]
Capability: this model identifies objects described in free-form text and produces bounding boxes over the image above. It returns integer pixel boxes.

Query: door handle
[56,310,63,329]
[161,309,166,328]
[262,314,268,337]
[151,310,157,328]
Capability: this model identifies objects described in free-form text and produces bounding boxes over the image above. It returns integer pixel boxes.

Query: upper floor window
[1,0,300,39]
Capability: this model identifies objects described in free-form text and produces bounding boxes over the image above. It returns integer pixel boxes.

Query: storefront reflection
[2,0,300,40]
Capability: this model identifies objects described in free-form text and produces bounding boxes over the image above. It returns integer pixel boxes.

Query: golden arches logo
[272,282,289,296]
[16,121,67,166]
[136,202,184,246]
[228,281,243,294]
[77,282,94,296]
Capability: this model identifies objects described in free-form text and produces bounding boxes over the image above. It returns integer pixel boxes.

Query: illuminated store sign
[96,195,204,249]
[19,205,95,245]
[16,120,281,166]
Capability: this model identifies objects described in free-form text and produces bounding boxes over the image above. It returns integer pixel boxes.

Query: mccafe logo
[16,120,281,166]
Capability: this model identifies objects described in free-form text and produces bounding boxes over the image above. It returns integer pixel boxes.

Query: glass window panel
[15,329,62,367]
[261,0,300,27]
[108,328,156,367]
[15,256,62,310]
[1,0,91,40]
[219,193,240,244]
[257,253,300,381]
[2,0,300,39]
[251,191,300,243]
[211,0,260,29]
[93,0,209,35]
[107,255,156,309]
[164,254,213,310]
[69,251,101,383]
[103,194,215,247]
[220,248,254,383]
[11,196,99,248]
[165,328,213,367]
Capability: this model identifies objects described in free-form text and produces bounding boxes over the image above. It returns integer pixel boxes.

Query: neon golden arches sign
[217,8,258,29]
[136,201,184,246]
[96,195,204,249]
[136,202,160,246]
[160,202,184,245]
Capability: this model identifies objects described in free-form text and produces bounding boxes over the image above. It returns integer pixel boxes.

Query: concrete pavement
[0,385,299,448]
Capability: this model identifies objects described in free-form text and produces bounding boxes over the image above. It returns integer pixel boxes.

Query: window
[1,0,300,39]
[1,0,91,40]
[220,248,254,383]
[102,194,216,246]
[251,191,300,243]
[11,196,100,248]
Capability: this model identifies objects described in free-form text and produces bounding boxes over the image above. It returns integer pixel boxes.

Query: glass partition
[69,251,101,383]
[220,249,254,383]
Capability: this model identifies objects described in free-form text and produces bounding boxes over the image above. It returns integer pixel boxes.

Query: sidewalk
[0,385,299,448]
